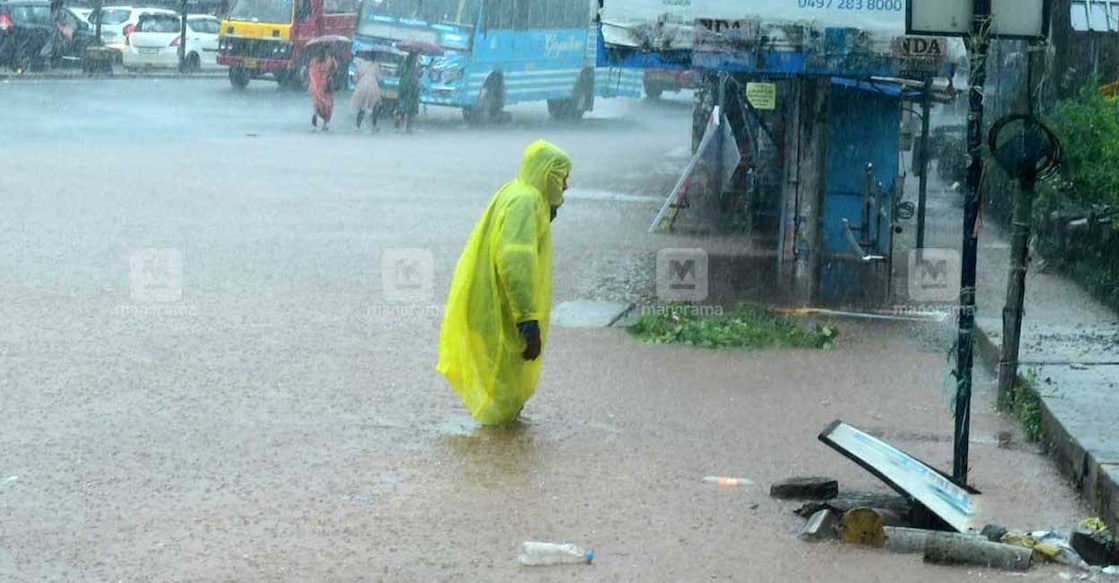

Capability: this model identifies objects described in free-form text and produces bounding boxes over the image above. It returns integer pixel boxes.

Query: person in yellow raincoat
[437,140,572,426]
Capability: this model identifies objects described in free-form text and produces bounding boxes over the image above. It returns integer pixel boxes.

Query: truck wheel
[283,53,310,91]
[229,66,250,89]
[644,82,663,99]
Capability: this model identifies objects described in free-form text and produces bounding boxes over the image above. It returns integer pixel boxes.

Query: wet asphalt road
[0,79,1094,581]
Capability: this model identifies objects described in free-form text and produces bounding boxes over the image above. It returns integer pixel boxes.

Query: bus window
[295,0,310,22]
[483,0,515,30]
[324,0,357,13]
[371,0,475,24]
[227,0,294,23]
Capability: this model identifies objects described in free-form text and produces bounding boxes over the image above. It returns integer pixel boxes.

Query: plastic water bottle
[517,541,594,566]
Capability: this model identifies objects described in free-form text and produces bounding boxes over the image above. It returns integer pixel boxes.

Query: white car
[69,7,93,25]
[122,13,221,71]
[91,5,176,52]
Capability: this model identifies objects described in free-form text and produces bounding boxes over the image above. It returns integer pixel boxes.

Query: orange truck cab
[217,0,355,89]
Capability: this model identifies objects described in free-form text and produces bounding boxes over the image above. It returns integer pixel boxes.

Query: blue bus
[349,0,642,123]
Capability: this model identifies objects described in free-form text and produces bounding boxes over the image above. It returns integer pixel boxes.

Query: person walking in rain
[437,140,572,426]
[350,51,382,133]
[394,51,421,133]
[308,46,338,132]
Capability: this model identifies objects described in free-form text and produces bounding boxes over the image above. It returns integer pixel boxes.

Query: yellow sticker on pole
[745,82,777,110]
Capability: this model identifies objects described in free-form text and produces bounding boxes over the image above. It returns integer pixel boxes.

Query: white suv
[91,5,176,52]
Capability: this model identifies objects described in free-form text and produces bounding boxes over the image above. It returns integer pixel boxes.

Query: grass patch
[1009,368,1044,442]
[627,303,838,350]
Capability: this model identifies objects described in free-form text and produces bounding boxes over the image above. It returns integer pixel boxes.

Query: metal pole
[179,0,187,72]
[997,177,1035,404]
[863,163,873,242]
[916,79,932,250]
[93,0,102,46]
[953,0,991,486]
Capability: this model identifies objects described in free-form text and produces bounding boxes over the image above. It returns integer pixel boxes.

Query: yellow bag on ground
[437,141,571,425]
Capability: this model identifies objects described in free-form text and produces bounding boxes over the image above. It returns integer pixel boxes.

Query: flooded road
[0,80,1093,581]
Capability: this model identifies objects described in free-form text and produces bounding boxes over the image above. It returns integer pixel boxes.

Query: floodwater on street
[0,78,1094,581]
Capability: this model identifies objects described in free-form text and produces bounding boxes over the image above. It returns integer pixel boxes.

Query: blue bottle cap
[584,550,594,564]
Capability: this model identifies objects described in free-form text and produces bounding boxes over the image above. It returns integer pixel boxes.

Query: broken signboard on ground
[818,420,985,534]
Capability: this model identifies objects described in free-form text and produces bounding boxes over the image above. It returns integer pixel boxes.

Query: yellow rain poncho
[437,140,572,425]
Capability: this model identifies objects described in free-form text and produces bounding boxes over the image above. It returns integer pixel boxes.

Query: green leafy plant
[1045,80,1119,208]
[627,303,838,350]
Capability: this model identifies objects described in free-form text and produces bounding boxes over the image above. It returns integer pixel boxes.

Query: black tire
[462,105,483,124]
[548,70,592,121]
[644,81,663,99]
[283,52,310,91]
[184,52,200,73]
[464,73,505,125]
[229,66,250,89]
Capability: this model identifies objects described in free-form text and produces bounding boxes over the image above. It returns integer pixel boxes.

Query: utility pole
[952,0,991,487]
[916,78,933,250]
[989,113,1061,408]
[997,177,1035,400]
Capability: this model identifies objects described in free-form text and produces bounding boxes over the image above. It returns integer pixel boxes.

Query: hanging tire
[229,66,250,89]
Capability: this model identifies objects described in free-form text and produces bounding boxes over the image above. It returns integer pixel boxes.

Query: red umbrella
[305,34,352,47]
[304,34,352,60]
[394,39,443,56]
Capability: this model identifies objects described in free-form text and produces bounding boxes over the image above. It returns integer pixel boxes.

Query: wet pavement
[0,79,1099,580]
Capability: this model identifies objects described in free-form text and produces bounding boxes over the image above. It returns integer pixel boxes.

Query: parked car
[90,5,175,53]
[122,12,219,71]
[0,0,97,71]
[69,6,91,24]
[643,69,695,99]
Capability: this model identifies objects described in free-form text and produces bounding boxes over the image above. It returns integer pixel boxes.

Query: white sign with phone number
[691,0,907,32]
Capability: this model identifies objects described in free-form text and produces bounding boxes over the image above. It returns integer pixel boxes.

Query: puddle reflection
[437,416,548,490]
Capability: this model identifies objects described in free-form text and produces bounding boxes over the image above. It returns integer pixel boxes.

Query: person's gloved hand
[518,320,541,361]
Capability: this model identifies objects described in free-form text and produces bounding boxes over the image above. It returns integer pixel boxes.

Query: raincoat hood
[518,140,571,208]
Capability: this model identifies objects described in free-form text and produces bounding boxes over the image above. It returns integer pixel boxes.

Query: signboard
[599,0,697,49]
[906,0,1051,39]
[598,0,963,78]
[819,420,984,533]
[690,0,908,32]
[600,0,910,51]
[892,35,948,73]
[745,82,777,110]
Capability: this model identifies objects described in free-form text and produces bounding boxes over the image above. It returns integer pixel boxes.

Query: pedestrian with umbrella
[350,50,383,133]
[394,50,421,133]
[308,44,338,132]
[391,40,440,133]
